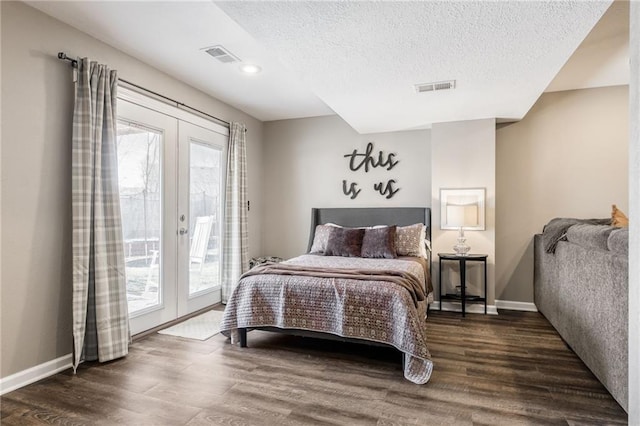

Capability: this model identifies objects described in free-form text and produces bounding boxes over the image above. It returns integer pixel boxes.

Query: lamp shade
[446,204,479,228]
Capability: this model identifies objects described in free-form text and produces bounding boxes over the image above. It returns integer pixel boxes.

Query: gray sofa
[534,220,628,412]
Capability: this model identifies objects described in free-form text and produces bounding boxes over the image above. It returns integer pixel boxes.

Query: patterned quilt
[220,254,433,384]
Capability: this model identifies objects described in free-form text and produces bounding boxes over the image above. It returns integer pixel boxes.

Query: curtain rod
[57,52,244,131]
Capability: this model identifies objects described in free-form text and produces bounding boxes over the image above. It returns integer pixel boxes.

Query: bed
[219,207,433,384]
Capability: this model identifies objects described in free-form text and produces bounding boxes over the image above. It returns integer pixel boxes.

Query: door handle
[179,227,188,235]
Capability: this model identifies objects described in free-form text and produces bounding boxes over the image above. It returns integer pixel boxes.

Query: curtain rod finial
[58,52,78,69]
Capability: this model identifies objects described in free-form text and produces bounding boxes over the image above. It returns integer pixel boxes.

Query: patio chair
[144,215,215,293]
[189,215,215,272]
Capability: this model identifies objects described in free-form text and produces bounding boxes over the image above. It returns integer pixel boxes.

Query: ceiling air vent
[415,80,456,93]
[203,45,240,64]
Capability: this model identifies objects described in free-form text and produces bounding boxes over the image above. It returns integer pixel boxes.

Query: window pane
[189,141,221,295]
[117,121,162,316]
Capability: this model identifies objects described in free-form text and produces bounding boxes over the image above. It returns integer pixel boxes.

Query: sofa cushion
[565,224,614,251]
[607,228,629,255]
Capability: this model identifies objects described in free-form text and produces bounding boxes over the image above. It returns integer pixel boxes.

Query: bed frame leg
[239,328,247,347]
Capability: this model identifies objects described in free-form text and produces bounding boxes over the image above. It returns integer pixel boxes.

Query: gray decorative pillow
[309,225,333,253]
[325,227,365,257]
[396,223,425,257]
[565,224,613,251]
[361,226,397,259]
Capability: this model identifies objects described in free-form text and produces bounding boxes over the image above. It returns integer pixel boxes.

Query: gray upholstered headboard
[307,207,431,252]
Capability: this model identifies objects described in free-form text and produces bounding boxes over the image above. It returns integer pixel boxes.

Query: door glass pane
[189,141,221,295]
[117,121,162,316]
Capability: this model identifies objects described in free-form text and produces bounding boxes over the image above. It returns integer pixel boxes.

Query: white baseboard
[0,353,72,396]
[495,300,538,312]
[431,301,498,315]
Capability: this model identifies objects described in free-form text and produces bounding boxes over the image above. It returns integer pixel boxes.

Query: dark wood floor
[1,310,627,425]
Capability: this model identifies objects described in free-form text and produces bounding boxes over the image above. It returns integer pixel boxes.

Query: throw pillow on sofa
[565,224,614,251]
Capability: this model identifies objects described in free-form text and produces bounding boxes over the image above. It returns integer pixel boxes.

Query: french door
[116,89,227,334]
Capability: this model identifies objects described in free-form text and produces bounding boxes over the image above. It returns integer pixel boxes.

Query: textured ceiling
[26,1,334,122]
[28,1,618,134]
[217,1,612,133]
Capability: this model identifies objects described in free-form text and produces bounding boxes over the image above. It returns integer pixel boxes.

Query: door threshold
[131,302,224,342]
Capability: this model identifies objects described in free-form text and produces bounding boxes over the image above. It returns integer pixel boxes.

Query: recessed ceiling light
[239,64,262,74]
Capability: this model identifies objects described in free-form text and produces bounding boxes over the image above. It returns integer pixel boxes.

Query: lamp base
[453,228,471,256]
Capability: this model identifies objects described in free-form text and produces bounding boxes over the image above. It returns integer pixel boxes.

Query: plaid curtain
[222,122,249,302]
[72,58,130,372]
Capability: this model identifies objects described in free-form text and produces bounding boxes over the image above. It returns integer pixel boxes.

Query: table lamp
[446,204,479,256]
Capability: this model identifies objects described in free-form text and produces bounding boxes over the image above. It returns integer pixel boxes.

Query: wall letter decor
[374,180,400,199]
[341,142,401,200]
[343,142,399,172]
[342,180,362,199]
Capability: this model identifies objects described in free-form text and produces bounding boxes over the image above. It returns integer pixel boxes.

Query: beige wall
[431,119,496,305]
[262,115,430,259]
[495,86,628,303]
[0,1,264,378]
